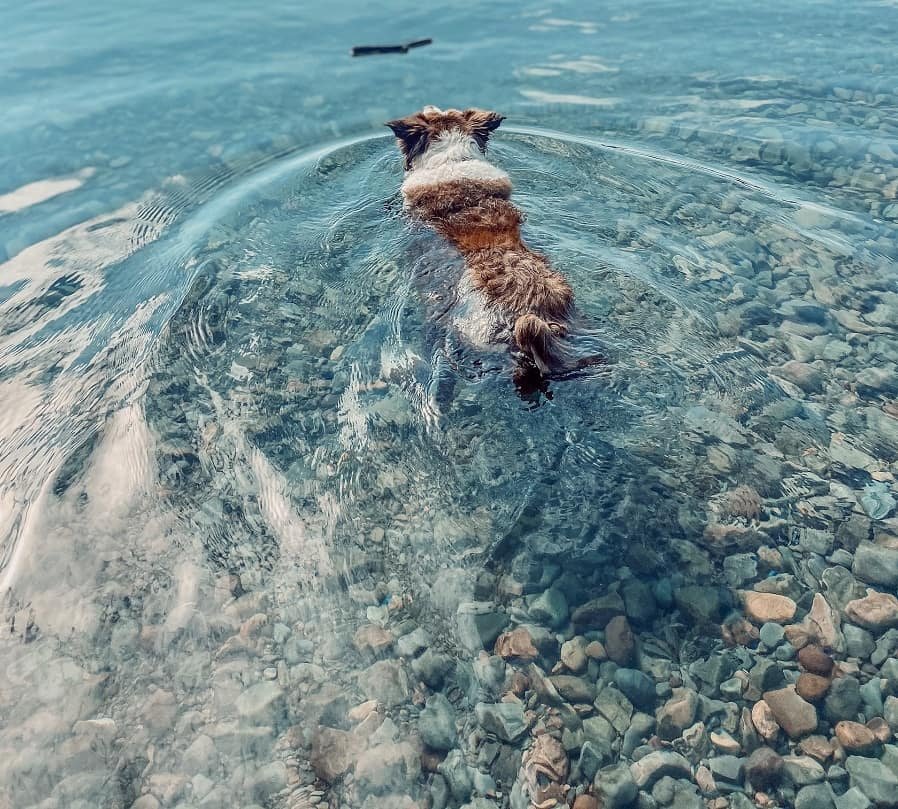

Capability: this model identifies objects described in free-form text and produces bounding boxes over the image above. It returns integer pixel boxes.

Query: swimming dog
[387,105,576,384]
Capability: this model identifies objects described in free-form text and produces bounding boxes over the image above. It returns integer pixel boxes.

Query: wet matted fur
[387,106,575,381]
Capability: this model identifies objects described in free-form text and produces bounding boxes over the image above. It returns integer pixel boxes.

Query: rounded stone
[720,677,744,700]
[604,616,636,666]
[798,645,834,676]
[742,591,797,624]
[594,762,638,808]
[657,688,699,741]
[746,747,784,791]
[310,727,361,783]
[852,542,898,588]
[474,701,527,742]
[362,660,410,707]
[234,681,286,726]
[782,754,825,786]
[774,642,798,661]
[628,750,691,789]
[796,672,831,702]
[760,622,786,648]
[710,730,741,754]
[493,627,538,661]
[550,674,597,704]
[834,720,877,754]
[355,741,420,793]
[614,668,655,711]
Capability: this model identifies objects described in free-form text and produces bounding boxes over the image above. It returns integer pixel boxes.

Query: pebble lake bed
[2,1,898,808]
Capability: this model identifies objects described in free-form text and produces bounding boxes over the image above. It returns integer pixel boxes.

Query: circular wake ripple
[146,123,847,401]
[4,121,882,593]
[135,121,888,577]
[6,122,896,809]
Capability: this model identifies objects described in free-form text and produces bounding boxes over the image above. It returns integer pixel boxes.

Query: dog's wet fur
[387,105,596,391]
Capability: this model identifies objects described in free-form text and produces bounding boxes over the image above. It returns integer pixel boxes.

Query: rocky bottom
[3,36,898,808]
[293,501,898,809]
[6,472,898,809]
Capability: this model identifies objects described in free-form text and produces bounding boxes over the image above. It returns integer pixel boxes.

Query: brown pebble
[510,671,530,697]
[867,716,893,743]
[585,640,607,660]
[742,591,797,624]
[572,796,598,809]
[783,623,811,650]
[799,734,834,762]
[763,686,818,739]
[757,545,784,569]
[835,720,878,753]
[844,590,898,631]
[751,699,780,742]
[348,699,378,722]
[604,615,635,666]
[745,746,785,791]
[419,749,445,772]
[722,616,760,647]
[494,627,538,661]
[695,763,716,795]
[797,644,834,676]
[795,672,831,702]
[239,612,269,639]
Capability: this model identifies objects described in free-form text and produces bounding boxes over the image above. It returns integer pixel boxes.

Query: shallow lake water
[2,1,898,808]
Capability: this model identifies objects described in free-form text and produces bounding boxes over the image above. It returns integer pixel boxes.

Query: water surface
[2,1,898,808]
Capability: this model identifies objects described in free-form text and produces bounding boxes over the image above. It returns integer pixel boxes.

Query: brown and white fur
[387,105,574,379]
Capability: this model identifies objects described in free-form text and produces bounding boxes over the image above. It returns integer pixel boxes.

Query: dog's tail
[514,313,567,375]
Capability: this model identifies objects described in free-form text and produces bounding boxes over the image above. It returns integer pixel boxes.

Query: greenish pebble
[528,587,569,629]
[720,677,744,700]
[844,756,898,807]
[774,642,797,661]
[760,622,786,648]
[834,787,874,809]
[796,783,836,809]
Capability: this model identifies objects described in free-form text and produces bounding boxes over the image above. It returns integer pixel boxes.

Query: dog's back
[387,106,573,375]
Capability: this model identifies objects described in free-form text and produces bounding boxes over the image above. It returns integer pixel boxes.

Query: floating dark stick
[351,38,432,57]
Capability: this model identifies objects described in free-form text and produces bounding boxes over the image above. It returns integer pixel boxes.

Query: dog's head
[386,106,505,170]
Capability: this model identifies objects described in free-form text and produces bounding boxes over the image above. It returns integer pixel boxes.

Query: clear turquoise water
[1,1,898,807]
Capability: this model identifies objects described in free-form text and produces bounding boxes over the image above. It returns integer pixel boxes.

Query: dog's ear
[386,116,430,170]
[464,109,505,150]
